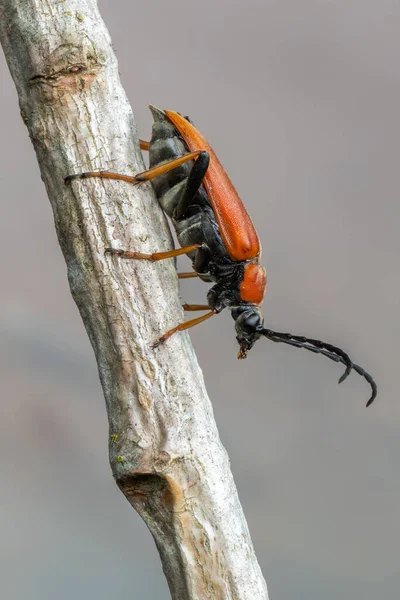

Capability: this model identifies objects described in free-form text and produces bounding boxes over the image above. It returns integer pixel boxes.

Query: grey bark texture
[0,1,269,598]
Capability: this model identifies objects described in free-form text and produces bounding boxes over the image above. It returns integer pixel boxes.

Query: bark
[0,1,269,598]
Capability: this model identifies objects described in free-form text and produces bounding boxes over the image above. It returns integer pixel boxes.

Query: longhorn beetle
[65,105,377,406]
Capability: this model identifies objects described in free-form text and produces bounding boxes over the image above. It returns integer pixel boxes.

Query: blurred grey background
[1,1,398,599]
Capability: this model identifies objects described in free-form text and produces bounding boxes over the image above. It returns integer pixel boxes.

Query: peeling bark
[0,1,269,598]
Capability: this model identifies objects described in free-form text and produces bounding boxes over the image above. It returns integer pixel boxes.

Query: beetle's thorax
[240,262,266,304]
[206,259,266,312]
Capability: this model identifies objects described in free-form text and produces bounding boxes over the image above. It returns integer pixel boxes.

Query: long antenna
[261,329,377,407]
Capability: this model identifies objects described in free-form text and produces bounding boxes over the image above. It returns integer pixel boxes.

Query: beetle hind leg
[174,151,210,219]
[64,150,202,185]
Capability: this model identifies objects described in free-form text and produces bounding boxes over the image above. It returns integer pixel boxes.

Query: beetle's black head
[231,306,264,359]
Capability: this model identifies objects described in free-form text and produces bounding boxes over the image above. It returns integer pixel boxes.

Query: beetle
[65,105,377,406]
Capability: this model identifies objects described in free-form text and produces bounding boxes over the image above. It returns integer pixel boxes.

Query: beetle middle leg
[182,304,209,311]
[105,244,204,262]
[139,140,150,151]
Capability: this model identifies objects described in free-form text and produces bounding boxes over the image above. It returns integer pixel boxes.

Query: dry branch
[0,1,269,598]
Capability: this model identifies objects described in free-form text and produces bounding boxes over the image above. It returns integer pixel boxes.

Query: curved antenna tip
[365,387,378,408]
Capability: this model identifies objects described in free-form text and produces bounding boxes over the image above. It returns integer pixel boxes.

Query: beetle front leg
[152,310,218,349]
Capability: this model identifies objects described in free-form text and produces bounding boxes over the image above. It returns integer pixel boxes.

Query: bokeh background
[1,1,398,599]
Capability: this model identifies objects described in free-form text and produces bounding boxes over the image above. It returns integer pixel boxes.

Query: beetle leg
[152,310,217,348]
[139,139,150,151]
[65,171,138,184]
[105,244,203,262]
[65,150,202,185]
[178,272,199,279]
[193,244,212,273]
[182,304,210,311]
[131,151,204,182]
[174,151,210,219]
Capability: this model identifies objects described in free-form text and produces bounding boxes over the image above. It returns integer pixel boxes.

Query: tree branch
[0,1,269,598]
